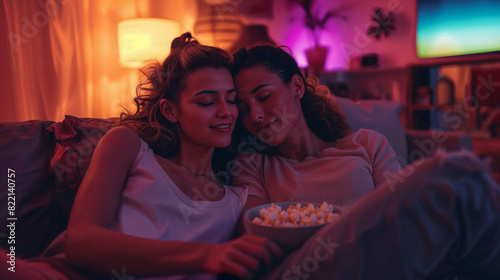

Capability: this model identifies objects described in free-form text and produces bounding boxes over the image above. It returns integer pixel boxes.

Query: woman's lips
[259,119,278,132]
[210,124,232,132]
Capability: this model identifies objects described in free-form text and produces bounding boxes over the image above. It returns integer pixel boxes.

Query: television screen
[416,0,500,59]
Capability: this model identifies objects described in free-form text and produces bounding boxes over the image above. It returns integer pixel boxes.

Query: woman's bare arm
[64,126,280,278]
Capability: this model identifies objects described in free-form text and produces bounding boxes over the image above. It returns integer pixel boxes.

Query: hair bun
[171,32,198,51]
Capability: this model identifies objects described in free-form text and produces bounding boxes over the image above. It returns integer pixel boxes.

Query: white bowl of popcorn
[244,202,341,252]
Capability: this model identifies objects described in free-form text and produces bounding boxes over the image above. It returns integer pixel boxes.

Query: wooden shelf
[319,67,409,101]
[317,62,500,131]
[407,60,500,130]
[410,53,500,68]
[324,67,406,74]
[410,104,456,111]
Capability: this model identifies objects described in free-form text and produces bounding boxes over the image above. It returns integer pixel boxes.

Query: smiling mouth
[259,119,278,132]
[210,124,232,131]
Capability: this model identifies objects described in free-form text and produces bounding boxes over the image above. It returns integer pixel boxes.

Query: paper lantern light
[193,10,242,50]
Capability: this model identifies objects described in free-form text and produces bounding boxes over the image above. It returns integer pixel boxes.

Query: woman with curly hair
[1,33,282,280]
[229,45,400,215]
[229,45,500,279]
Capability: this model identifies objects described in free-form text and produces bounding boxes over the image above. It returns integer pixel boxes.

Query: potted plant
[290,0,345,75]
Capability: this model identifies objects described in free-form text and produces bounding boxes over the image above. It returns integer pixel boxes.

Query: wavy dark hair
[229,45,349,152]
[119,32,232,180]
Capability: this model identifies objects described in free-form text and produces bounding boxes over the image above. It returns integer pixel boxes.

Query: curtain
[1,0,60,121]
[1,0,196,122]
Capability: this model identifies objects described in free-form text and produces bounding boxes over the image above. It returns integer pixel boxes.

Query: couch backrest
[0,116,118,258]
[0,120,60,258]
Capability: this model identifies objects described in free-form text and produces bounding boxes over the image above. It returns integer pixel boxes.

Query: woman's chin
[258,136,283,147]
[214,139,232,148]
[256,132,277,145]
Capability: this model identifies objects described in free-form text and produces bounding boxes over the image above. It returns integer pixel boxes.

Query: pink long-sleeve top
[232,129,400,212]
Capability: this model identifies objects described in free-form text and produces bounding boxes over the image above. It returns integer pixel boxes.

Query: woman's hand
[203,234,284,279]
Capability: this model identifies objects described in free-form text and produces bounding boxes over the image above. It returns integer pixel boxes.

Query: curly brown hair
[229,45,349,152]
[119,32,232,179]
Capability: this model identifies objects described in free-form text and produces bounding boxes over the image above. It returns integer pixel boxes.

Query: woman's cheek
[230,106,239,119]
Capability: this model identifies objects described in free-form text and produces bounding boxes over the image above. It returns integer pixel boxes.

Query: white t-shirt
[39,139,248,280]
[112,139,248,280]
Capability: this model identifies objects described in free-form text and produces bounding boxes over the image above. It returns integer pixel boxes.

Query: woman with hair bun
[1,33,282,280]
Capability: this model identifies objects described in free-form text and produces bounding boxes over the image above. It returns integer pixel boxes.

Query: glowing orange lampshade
[118,18,183,68]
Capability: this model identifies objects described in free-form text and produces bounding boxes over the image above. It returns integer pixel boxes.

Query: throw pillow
[334,97,408,166]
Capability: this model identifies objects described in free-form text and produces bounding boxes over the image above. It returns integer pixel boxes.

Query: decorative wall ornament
[366,8,395,39]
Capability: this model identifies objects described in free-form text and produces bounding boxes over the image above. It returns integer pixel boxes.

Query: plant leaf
[320,11,335,25]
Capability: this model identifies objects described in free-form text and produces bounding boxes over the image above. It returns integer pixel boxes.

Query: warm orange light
[118,18,183,68]
[204,0,231,4]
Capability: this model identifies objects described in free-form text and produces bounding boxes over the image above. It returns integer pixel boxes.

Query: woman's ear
[291,74,305,99]
[159,99,177,123]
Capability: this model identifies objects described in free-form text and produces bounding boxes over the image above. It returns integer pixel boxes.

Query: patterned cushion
[47,115,118,216]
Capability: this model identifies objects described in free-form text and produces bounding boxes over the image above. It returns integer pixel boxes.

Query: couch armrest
[404,129,473,164]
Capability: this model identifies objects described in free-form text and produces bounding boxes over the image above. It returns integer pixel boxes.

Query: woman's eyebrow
[194,90,217,96]
[250,84,271,94]
[194,89,236,96]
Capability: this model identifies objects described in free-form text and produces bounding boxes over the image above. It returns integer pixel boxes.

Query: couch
[0,99,476,260]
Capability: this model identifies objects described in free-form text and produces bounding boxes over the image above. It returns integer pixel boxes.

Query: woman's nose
[250,105,264,122]
[216,100,231,118]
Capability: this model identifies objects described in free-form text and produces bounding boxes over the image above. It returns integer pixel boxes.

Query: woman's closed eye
[258,92,271,101]
[198,100,236,107]
[226,93,237,104]
[197,95,237,106]
[198,101,215,106]
[195,94,220,106]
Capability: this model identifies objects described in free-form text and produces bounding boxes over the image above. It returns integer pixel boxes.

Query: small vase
[305,46,328,76]
[436,77,455,105]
